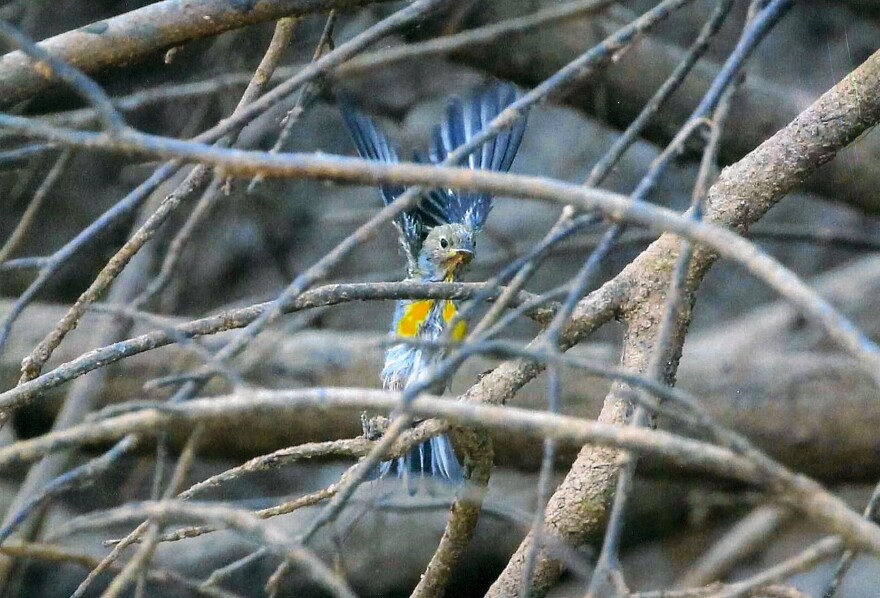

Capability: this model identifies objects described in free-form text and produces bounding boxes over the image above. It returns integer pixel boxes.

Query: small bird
[341,84,527,487]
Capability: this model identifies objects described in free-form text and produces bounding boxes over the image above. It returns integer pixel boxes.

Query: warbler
[341,84,527,487]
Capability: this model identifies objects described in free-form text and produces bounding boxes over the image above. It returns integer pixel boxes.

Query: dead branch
[485,44,880,598]
[6,301,880,482]
[6,387,880,557]
[0,0,395,106]
[455,0,880,214]
[2,5,880,596]
[2,122,877,384]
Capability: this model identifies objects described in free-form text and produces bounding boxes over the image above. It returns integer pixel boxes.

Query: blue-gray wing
[340,104,423,268]
[411,150,452,229]
[425,84,527,230]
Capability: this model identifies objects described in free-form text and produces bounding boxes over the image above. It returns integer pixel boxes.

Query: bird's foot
[361,412,389,440]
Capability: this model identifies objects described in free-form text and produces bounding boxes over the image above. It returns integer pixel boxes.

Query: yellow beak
[448,249,474,268]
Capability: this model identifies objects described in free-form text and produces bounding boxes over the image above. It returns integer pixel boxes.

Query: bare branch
[0,0,397,105]
[4,388,880,557]
[486,42,880,598]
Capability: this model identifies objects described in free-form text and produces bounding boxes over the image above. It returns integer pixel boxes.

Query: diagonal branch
[486,46,880,597]
[0,0,395,105]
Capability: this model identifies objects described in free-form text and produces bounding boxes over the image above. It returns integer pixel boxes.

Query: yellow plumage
[397,300,434,338]
[442,301,468,341]
[395,299,467,342]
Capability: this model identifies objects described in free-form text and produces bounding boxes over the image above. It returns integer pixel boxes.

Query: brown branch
[410,428,494,598]
[77,501,358,598]
[0,542,237,598]
[4,124,879,379]
[8,389,880,559]
[6,305,880,482]
[0,188,164,589]
[0,0,394,106]
[0,282,547,412]
[486,46,880,597]
[456,0,880,214]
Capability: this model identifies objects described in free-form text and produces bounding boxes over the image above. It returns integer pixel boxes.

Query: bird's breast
[396,299,434,337]
[441,301,468,342]
[394,299,467,341]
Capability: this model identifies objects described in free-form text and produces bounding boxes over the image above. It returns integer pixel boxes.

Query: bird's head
[420,223,475,281]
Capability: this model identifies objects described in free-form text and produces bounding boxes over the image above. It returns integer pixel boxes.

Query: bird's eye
[439,237,449,249]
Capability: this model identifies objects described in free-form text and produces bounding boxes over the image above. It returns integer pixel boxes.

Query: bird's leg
[360,411,389,440]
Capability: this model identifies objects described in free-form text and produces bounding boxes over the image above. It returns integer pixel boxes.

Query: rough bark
[0,0,393,106]
[484,45,880,598]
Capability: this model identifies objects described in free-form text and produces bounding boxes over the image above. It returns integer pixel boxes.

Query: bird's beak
[449,248,474,267]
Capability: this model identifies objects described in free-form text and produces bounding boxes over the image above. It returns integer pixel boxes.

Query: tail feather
[372,434,463,494]
[428,434,463,480]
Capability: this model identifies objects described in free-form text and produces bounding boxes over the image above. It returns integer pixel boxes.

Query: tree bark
[484,45,880,598]
[0,0,393,106]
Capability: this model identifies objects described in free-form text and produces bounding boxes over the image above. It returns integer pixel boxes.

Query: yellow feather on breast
[397,300,434,337]
[442,301,468,342]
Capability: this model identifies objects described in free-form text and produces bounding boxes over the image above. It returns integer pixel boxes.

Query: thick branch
[6,389,880,561]
[0,0,393,105]
[486,46,880,597]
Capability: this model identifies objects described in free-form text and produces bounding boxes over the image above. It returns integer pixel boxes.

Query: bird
[341,84,527,489]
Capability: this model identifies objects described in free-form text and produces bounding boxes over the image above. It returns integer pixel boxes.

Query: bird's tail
[372,434,463,494]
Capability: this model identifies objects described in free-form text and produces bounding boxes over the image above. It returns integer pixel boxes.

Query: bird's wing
[425,84,527,231]
[411,150,452,229]
[340,102,423,270]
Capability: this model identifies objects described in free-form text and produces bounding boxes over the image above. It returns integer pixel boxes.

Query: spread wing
[340,103,424,271]
[422,84,527,231]
[340,84,527,266]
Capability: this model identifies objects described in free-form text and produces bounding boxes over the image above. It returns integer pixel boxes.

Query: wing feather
[340,101,423,269]
[411,150,449,229]
[428,84,527,230]
[339,84,528,267]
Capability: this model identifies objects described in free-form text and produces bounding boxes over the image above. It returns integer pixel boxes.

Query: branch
[410,427,494,598]
[0,282,546,409]
[0,0,395,105]
[0,542,232,597]
[2,120,879,392]
[6,388,880,556]
[456,0,880,213]
[5,303,880,482]
[69,500,357,598]
[487,45,880,597]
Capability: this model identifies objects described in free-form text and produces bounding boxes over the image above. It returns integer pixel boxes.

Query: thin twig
[8,388,880,556]
[0,148,72,265]
[0,541,240,598]
[675,505,792,588]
